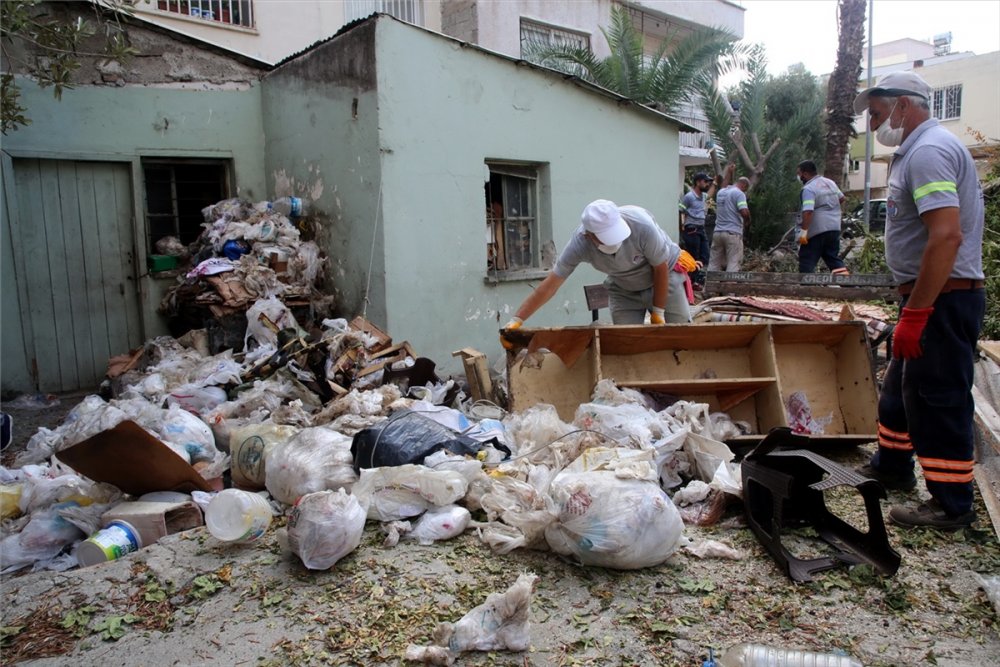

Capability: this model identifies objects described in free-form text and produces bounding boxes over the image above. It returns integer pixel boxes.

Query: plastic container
[204,489,272,543]
[77,520,143,567]
[710,643,864,667]
[269,196,308,218]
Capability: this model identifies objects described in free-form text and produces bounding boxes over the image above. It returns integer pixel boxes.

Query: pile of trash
[0,304,751,579]
[157,197,334,350]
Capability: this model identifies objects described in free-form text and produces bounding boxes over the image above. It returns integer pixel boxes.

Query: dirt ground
[1,391,998,666]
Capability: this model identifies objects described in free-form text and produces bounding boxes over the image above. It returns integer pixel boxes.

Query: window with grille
[344,0,424,24]
[156,1,254,28]
[520,18,590,63]
[932,84,962,120]
[485,163,544,275]
[143,159,230,253]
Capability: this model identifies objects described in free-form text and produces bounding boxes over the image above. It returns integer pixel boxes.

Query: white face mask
[875,101,904,147]
[597,243,621,254]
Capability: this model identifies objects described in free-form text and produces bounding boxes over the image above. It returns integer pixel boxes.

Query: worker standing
[854,71,985,529]
[796,160,850,276]
[678,172,717,290]
[707,177,751,272]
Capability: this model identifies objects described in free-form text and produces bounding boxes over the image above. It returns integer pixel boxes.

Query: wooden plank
[111,163,142,352]
[704,282,898,301]
[58,160,94,387]
[92,162,131,358]
[979,341,1000,367]
[596,323,766,355]
[16,159,61,390]
[616,377,776,395]
[76,164,115,367]
[973,462,1000,540]
[706,271,896,287]
[973,385,1000,458]
[508,348,594,422]
[1,154,35,391]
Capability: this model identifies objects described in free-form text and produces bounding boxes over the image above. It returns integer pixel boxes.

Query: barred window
[485,162,543,275]
[520,19,589,61]
[156,1,254,28]
[932,84,962,120]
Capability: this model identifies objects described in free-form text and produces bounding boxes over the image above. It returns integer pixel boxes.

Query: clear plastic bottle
[204,489,273,542]
[711,643,864,667]
[269,196,308,218]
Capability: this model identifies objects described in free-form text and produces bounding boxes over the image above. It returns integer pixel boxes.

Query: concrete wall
[374,19,682,373]
[848,50,1000,193]
[262,21,387,326]
[2,13,268,343]
[133,0,443,64]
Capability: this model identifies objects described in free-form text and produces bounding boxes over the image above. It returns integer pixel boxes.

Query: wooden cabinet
[505,322,878,445]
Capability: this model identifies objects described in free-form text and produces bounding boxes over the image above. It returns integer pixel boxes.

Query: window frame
[519,18,590,61]
[154,1,255,29]
[142,158,232,254]
[484,160,551,283]
[931,83,962,121]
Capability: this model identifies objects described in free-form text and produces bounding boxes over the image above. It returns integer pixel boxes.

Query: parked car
[844,199,887,237]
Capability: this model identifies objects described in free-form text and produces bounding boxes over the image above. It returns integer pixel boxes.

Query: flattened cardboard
[57,421,213,496]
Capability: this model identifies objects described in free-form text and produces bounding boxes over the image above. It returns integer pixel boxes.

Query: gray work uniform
[708,185,748,271]
[553,205,690,324]
[679,191,707,227]
[800,175,844,238]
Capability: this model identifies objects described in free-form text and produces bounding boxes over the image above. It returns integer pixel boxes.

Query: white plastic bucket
[204,489,272,543]
[77,520,143,567]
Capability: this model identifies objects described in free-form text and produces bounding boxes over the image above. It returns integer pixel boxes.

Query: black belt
[898,278,984,296]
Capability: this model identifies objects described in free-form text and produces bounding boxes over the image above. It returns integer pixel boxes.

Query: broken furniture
[741,427,901,582]
[504,322,879,446]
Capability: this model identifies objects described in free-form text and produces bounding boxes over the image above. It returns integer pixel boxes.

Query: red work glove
[892,306,933,360]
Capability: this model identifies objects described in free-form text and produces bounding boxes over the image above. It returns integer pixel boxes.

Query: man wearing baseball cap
[854,70,986,529]
[501,199,692,344]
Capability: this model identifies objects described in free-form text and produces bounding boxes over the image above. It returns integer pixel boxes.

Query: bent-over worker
[502,200,694,347]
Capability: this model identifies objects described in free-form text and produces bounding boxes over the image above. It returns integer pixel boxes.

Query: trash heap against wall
[157,197,334,353]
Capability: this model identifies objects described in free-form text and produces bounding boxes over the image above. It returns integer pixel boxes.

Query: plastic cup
[204,489,272,542]
[77,520,143,567]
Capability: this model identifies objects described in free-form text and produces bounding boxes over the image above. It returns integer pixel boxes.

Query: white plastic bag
[265,427,357,504]
[352,465,468,521]
[544,449,684,569]
[286,489,367,570]
[407,505,471,545]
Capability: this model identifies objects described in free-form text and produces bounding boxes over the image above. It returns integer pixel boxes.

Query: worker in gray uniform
[796,160,850,275]
[854,71,986,529]
[501,199,691,345]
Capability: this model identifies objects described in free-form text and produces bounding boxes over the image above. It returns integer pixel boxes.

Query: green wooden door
[2,158,143,393]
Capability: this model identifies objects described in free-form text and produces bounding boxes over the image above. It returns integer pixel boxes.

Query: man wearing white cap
[853,70,985,529]
[501,200,692,341]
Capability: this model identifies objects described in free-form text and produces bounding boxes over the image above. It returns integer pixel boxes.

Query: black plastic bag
[351,410,510,473]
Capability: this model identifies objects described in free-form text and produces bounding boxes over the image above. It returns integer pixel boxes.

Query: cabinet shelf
[616,378,776,412]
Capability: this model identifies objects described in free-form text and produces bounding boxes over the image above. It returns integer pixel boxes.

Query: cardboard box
[102,500,204,547]
[506,322,878,446]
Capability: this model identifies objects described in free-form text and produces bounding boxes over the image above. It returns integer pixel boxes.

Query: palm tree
[524,6,745,117]
[824,0,867,184]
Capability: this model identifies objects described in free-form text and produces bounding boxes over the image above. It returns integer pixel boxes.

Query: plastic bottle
[204,489,273,543]
[269,196,308,218]
[709,643,864,667]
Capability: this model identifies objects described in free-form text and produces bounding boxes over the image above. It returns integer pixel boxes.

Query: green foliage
[524,6,746,116]
[1,0,138,133]
[745,68,827,249]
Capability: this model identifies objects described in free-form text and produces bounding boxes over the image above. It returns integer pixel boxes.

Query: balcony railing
[345,0,424,25]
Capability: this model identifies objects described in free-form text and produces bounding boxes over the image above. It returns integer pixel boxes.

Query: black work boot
[857,463,917,491]
[889,498,976,530]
